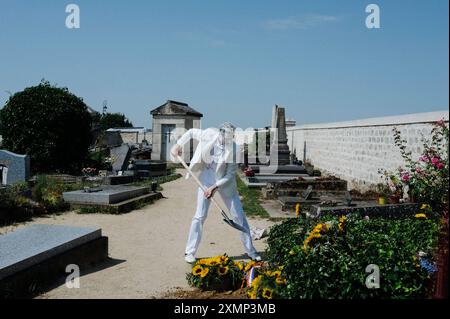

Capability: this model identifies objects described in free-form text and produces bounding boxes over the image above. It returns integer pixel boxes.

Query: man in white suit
[171,123,261,263]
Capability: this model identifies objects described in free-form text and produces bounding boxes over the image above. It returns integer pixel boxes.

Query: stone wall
[287,111,449,190]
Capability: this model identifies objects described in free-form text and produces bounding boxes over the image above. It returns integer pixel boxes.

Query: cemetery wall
[287,111,449,190]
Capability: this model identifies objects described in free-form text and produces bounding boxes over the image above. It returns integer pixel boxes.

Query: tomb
[0,224,108,299]
[63,185,162,213]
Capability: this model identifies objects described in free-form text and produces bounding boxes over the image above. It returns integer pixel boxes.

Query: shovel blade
[222,217,248,233]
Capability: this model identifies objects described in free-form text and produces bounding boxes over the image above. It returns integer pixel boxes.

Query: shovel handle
[176,155,223,212]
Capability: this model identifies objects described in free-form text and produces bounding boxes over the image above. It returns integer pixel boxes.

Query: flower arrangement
[243,167,255,177]
[381,120,448,212]
[303,222,330,251]
[246,266,287,299]
[186,254,245,291]
[81,167,97,177]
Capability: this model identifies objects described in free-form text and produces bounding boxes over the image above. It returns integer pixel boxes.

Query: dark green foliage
[0,80,92,174]
[97,112,133,131]
[32,175,83,213]
[266,214,439,299]
[0,183,38,224]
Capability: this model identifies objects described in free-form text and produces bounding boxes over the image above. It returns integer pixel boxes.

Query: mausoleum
[150,100,203,162]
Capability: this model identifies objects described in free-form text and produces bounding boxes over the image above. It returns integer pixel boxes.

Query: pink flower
[436,119,445,127]
[419,155,429,163]
[401,173,411,182]
[437,163,445,170]
[431,157,440,166]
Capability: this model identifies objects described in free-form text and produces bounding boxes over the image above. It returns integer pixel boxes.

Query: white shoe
[249,254,262,262]
[184,254,196,263]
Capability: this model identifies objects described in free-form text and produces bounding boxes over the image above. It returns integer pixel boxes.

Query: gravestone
[270,105,291,166]
[110,144,131,172]
[0,150,30,185]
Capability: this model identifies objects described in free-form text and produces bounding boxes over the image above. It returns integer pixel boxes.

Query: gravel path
[1,169,274,299]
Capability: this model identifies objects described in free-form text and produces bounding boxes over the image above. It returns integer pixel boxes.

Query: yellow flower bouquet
[246,266,287,299]
[186,254,245,291]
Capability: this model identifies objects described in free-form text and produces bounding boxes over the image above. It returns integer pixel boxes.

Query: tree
[98,112,133,131]
[0,80,92,173]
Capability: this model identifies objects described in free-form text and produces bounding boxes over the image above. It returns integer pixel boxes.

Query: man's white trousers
[185,184,258,258]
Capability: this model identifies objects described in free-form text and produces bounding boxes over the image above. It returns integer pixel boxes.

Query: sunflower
[420,204,431,210]
[245,261,256,272]
[234,261,244,271]
[217,266,229,276]
[272,270,281,278]
[200,267,209,278]
[262,288,273,299]
[218,255,229,264]
[295,203,301,217]
[251,275,262,288]
[192,265,203,276]
[415,213,427,219]
[276,277,287,285]
[247,289,257,299]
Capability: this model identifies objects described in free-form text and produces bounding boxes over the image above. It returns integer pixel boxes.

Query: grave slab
[63,185,149,205]
[0,225,102,281]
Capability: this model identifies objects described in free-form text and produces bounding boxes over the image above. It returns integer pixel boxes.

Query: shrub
[0,183,40,223]
[0,80,92,174]
[32,175,82,213]
[186,255,245,291]
[266,213,439,299]
[380,120,449,213]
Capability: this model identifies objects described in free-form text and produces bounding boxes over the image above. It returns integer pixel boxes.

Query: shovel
[176,155,247,233]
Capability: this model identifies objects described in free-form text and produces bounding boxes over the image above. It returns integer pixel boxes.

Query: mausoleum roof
[151,100,203,118]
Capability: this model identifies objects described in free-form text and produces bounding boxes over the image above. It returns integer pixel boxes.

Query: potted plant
[376,184,388,205]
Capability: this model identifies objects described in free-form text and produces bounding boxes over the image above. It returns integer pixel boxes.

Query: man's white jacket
[172,128,239,198]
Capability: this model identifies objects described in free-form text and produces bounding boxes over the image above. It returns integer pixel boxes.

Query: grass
[236,176,270,218]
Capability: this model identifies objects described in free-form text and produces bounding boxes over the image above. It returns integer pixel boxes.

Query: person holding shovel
[171,122,261,263]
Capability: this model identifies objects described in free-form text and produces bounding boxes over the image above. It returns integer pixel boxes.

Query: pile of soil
[161,287,248,299]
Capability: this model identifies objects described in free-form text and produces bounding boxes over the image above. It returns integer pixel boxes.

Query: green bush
[0,183,40,223]
[266,213,439,299]
[32,175,82,213]
[0,80,92,174]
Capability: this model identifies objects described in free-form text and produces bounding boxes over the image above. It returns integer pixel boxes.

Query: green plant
[266,214,439,299]
[187,255,245,291]
[32,175,82,213]
[0,183,38,224]
[0,80,92,174]
[95,112,133,131]
[381,121,449,212]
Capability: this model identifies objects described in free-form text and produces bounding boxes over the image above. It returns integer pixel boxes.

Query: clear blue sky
[0,0,448,129]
